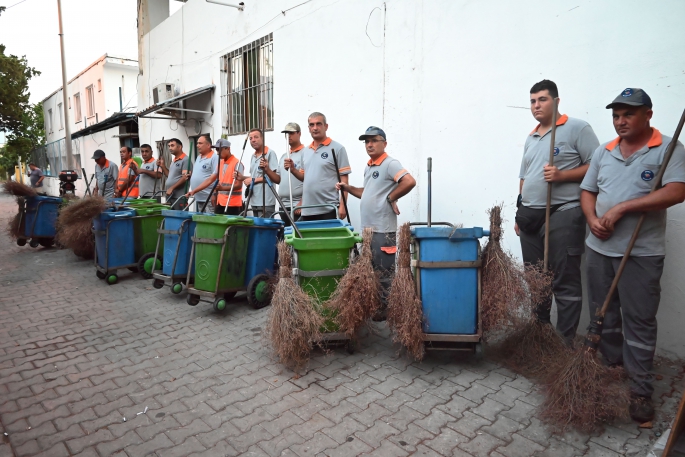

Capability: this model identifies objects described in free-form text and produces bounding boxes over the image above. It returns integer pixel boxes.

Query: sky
[0,0,183,105]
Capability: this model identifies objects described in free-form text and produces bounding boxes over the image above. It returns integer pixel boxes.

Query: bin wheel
[106,274,118,285]
[187,294,200,306]
[213,298,227,313]
[171,283,184,294]
[96,271,106,280]
[153,279,165,289]
[223,291,236,301]
[17,239,27,247]
[39,238,54,247]
[29,240,40,248]
[474,342,484,361]
[247,274,272,310]
[138,253,161,280]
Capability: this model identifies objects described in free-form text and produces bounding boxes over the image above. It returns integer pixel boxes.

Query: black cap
[359,126,387,141]
[606,88,652,109]
[91,149,106,159]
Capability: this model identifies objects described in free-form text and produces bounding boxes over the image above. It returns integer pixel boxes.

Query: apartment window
[57,103,63,130]
[74,93,82,123]
[47,109,53,133]
[220,33,273,135]
[86,85,95,118]
[97,79,102,92]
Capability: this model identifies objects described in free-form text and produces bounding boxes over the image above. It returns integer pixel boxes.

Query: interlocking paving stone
[0,194,680,457]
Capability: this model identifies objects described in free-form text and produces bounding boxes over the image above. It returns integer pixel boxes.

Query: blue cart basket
[243,217,284,308]
[15,195,63,248]
[93,208,137,285]
[151,209,201,295]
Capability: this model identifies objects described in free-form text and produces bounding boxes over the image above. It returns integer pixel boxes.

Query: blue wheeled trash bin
[410,223,490,358]
[151,209,200,294]
[243,217,284,309]
[93,208,138,285]
[16,195,63,248]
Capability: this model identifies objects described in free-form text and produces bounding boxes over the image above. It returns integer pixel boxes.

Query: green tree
[0,104,45,170]
[0,44,40,133]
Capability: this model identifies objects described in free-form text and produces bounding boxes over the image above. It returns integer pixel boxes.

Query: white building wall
[139,0,685,357]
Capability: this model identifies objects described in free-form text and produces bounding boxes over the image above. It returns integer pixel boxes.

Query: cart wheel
[346,340,355,355]
[106,274,118,285]
[474,342,484,361]
[213,298,227,313]
[29,239,40,248]
[223,291,236,301]
[138,253,161,279]
[39,238,54,247]
[96,271,106,280]
[17,239,27,247]
[153,279,165,289]
[247,274,272,310]
[187,294,200,306]
[171,283,183,294]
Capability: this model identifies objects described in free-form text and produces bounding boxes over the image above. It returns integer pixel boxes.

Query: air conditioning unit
[153,83,176,104]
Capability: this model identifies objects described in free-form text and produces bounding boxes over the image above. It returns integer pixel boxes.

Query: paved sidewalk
[0,194,682,457]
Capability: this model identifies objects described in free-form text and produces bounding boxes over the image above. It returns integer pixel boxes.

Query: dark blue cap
[606,88,652,109]
[359,126,386,141]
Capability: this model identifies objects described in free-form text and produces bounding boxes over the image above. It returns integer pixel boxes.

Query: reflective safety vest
[217,156,243,207]
[118,158,139,197]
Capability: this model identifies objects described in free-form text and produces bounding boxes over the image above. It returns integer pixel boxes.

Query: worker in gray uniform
[235,129,279,218]
[336,126,416,320]
[580,88,685,423]
[515,79,599,343]
[92,149,118,198]
[279,122,305,226]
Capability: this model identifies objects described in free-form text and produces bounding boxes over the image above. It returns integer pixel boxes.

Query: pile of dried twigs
[56,196,106,259]
[2,181,37,198]
[387,223,425,361]
[540,348,630,431]
[6,197,25,240]
[326,228,382,338]
[264,242,324,371]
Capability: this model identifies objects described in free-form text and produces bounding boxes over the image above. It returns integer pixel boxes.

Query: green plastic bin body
[133,206,166,258]
[286,227,360,331]
[192,215,253,293]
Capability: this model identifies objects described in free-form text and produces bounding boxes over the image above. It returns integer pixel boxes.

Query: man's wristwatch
[387,195,394,204]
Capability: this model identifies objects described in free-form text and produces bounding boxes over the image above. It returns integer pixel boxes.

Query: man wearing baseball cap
[213,139,245,215]
[92,149,118,198]
[278,122,305,226]
[336,126,416,320]
[580,88,685,422]
[516,79,599,344]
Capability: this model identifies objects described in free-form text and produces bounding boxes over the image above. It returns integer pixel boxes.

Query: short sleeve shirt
[301,138,351,216]
[166,153,192,200]
[520,115,599,210]
[248,147,279,208]
[360,153,408,233]
[95,160,119,198]
[277,145,305,207]
[189,151,219,202]
[138,157,158,198]
[29,168,43,188]
[580,129,685,257]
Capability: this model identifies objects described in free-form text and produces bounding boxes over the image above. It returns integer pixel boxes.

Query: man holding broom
[157,138,192,204]
[336,126,416,320]
[580,88,685,422]
[301,112,351,221]
[213,138,244,215]
[234,129,279,218]
[516,79,599,343]
[136,144,161,198]
[115,146,139,198]
[186,134,219,213]
[92,149,118,198]
[279,122,305,226]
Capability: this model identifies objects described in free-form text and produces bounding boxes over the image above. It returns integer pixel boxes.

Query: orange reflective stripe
[380,246,397,254]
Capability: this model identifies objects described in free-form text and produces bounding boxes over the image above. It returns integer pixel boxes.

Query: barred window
[220,33,273,136]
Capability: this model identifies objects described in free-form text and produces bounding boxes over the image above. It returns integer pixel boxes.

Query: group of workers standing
[89,83,685,424]
[517,80,685,424]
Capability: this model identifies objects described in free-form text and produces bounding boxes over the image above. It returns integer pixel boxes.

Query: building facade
[39,54,139,195]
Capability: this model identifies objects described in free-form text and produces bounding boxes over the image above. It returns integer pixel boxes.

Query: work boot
[629,395,654,423]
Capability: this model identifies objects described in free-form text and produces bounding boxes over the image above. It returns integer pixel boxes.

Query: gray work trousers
[195,200,214,214]
[519,206,585,343]
[370,232,397,307]
[586,248,664,397]
[249,205,276,218]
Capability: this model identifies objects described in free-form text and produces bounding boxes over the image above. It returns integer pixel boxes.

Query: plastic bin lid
[133,206,167,216]
[411,226,485,240]
[29,195,64,203]
[246,216,285,227]
[191,215,254,226]
[162,209,201,219]
[100,207,137,221]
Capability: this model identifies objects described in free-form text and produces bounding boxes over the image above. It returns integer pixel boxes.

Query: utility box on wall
[153,83,175,104]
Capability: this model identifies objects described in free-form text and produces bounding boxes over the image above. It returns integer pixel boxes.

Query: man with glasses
[336,126,416,320]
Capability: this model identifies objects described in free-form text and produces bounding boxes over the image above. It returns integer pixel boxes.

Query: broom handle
[331,149,351,224]
[597,107,685,318]
[153,136,164,197]
[227,134,249,208]
[543,99,559,272]
[286,134,294,220]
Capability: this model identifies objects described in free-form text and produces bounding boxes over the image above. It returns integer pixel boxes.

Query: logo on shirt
[553,147,560,156]
[622,88,633,97]
[372,171,380,179]
[175,162,181,167]
[202,164,208,170]
[641,170,655,181]
[321,152,329,159]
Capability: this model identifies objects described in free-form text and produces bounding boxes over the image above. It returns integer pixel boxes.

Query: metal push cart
[150,207,199,294]
[15,196,63,248]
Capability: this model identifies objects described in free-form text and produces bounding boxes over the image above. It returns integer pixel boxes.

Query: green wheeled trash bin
[185,215,254,312]
[132,205,166,279]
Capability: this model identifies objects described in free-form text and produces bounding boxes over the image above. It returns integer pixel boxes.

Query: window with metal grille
[220,33,273,136]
